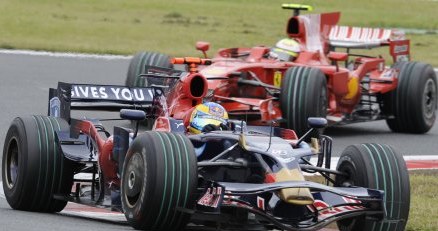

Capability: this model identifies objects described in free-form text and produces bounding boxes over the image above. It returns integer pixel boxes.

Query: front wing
[192,181,384,231]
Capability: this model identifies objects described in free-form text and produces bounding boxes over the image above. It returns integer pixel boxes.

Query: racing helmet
[188,102,229,134]
[269,38,300,61]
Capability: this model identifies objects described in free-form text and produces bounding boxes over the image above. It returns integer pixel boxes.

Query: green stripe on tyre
[152,132,169,229]
[31,116,43,210]
[167,133,183,228]
[45,117,58,212]
[158,133,176,230]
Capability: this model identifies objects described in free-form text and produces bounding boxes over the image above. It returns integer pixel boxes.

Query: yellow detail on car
[344,76,359,100]
[281,4,313,12]
[273,71,283,87]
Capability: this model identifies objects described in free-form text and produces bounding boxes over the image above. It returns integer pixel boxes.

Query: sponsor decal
[257,196,265,211]
[70,85,154,102]
[271,149,295,162]
[307,198,364,221]
[394,45,408,54]
[381,69,396,79]
[208,104,225,117]
[197,183,224,212]
[49,97,61,117]
[273,71,282,87]
[175,122,184,129]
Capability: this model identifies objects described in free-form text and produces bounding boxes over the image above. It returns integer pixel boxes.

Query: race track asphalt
[0,51,437,230]
[1,51,437,156]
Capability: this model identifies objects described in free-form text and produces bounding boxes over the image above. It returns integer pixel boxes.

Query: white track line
[0,49,131,60]
[0,49,437,73]
[308,155,438,169]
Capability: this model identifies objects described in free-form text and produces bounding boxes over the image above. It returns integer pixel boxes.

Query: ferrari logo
[273,71,282,87]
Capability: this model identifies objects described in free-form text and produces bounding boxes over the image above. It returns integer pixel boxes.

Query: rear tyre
[2,116,74,212]
[335,143,410,231]
[126,51,173,87]
[385,61,437,133]
[280,66,327,138]
[121,131,198,230]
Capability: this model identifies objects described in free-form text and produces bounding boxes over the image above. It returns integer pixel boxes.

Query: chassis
[127,4,437,137]
[2,82,410,231]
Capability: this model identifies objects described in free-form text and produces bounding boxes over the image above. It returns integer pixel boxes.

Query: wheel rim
[423,78,437,120]
[4,138,19,189]
[123,152,146,208]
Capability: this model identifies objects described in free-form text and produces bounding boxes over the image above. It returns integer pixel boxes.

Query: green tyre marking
[176,133,190,227]
[31,116,43,210]
[167,133,183,228]
[175,134,190,227]
[159,133,176,230]
[152,132,169,229]
[386,144,402,223]
[50,117,64,194]
[45,117,57,211]
[376,144,395,219]
[360,144,379,190]
[36,115,50,210]
[367,144,390,231]
[39,116,50,211]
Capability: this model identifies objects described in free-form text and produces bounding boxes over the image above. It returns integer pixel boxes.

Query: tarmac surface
[0,50,437,231]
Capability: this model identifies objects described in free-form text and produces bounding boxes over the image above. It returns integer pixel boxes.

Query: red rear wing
[328,25,410,62]
[287,12,410,63]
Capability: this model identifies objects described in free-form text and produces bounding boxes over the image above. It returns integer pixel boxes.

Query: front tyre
[280,66,327,137]
[2,116,74,212]
[335,143,410,231]
[385,61,437,133]
[121,131,198,230]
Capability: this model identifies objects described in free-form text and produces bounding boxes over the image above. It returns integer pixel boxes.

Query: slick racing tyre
[335,143,410,231]
[2,116,74,212]
[126,51,173,87]
[280,66,327,138]
[121,131,198,230]
[384,61,437,133]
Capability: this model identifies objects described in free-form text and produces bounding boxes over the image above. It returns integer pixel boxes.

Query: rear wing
[328,26,410,62]
[48,82,164,121]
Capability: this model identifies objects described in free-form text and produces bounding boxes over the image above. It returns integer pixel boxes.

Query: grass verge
[0,0,437,66]
[407,170,438,231]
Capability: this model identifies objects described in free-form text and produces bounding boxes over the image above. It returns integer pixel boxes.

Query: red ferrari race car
[126,4,437,137]
[2,81,410,231]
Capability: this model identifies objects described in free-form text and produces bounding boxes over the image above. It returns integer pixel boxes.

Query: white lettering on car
[111,87,121,99]
[79,86,89,97]
[121,88,133,100]
[90,87,99,98]
[133,89,145,101]
[99,87,108,98]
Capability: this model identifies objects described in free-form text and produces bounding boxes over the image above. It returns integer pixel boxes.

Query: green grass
[0,0,437,66]
[407,171,438,231]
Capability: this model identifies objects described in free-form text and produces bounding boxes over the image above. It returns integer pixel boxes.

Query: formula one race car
[126,4,437,137]
[2,82,410,231]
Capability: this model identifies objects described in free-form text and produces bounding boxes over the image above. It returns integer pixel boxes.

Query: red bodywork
[160,11,409,125]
